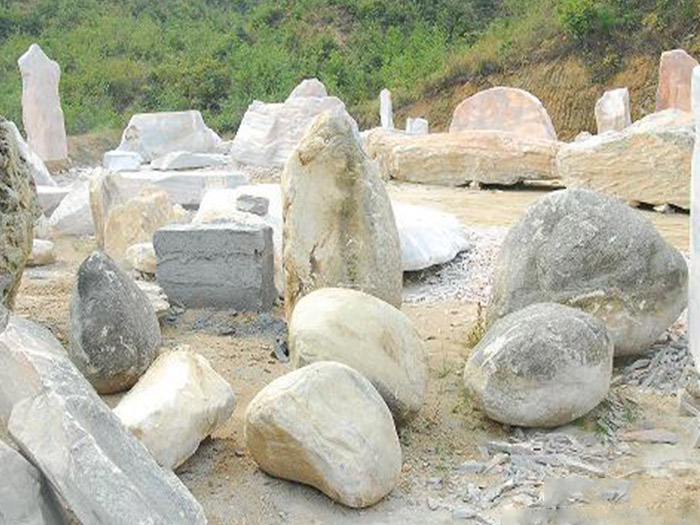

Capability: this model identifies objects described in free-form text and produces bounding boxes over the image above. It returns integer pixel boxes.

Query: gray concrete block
[154,223,275,311]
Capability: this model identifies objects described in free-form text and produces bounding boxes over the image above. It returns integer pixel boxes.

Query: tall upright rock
[17,44,68,163]
[690,66,700,373]
[282,110,402,318]
[595,88,631,134]
[380,89,394,129]
[656,49,699,112]
[0,119,41,309]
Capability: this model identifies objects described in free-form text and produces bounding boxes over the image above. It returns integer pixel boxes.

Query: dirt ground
[10,183,700,525]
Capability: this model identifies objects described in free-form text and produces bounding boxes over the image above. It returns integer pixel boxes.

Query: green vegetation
[0,0,698,137]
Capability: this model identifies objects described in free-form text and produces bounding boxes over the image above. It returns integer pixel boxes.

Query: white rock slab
[0,308,207,524]
[103,150,142,172]
[595,88,631,134]
[17,44,68,163]
[37,186,69,216]
[151,151,228,171]
[230,80,346,169]
[7,121,56,186]
[0,439,65,525]
[405,117,429,135]
[27,239,55,267]
[690,66,700,374]
[114,350,235,470]
[116,110,224,162]
[380,89,394,130]
[287,78,328,99]
[48,180,94,236]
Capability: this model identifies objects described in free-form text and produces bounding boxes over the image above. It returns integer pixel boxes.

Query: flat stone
[620,429,679,445]
[103,150,142,172]
[405,117,429,135]
[236,194,269,216]
[37,186,69,216]
[154,222,275,311]
[656,49,699,112]
[151,151,228,171]
[0,306,206,524]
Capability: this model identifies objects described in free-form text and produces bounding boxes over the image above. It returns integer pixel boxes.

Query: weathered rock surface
[126,242,156,274]
[48,179,93,236]
[36,186,69,216]
[656,49,699,112]
[245,362,402,508]
[557,110,694,208]
[89,169,139,248]
[290,288,426,422]
[486,189,688,356]
[405,117,429,135]
[237,194,269,216]
[1,120,40,309]
[363,128,559,185]
[17,44,68,163]
[380,88,394,129]
[282,110,402,316]
[449,87,557,140]
[595,88,631,134]
[6,121,56,187]
[287,78,327,99]
[69,252,160,394]
[114,350,235,470]
[690,66,700,373]
[116,110,224,162]
[0,306,206,524]
[103,150,142,172]
[27,239,55,267]
[465,303,614,428]
[230,79,346,169]
[151,151,228,171]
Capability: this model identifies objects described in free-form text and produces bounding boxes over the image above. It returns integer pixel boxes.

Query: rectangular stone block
[154,223,275,311]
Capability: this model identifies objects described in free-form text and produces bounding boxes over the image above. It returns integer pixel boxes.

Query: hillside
[1,0,699,140]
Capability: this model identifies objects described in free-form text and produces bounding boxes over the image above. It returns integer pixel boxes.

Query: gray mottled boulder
[486,189,688,356]
[0,305,206,524]
[69,251,160,394]
[245,362,401,508]
[465,303,614,428]
[0,439,65,525]
[0,119,41,309]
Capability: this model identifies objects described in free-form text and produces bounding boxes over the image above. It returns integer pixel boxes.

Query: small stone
[620,429,680,445]
[236,194,269,216]
[27,239,55,267]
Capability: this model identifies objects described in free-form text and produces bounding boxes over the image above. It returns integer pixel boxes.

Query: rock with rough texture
[48,179,93,236]
[0,306,206,524]
[114,350,235,470]
[230,80,346,169]
[69,252,161,394]
[656,49,699,112]
[595,88,631,134]
[0,439,65,525]
[116,110,224,162]
[89,169,140,248]
[245,362,401,508]
[17,44,68,163]
[486,189,688,356]
[380,89,394,129]
[690,66,700,374]
[1,120,40,309]
[27,239,55,267]
[237,194,269,216]
[405,117,429,135]
[103,150,142,172]
[290,288,426,422]
[137,280,171,319]
[103,189,177,261]
[282,110,402,317]
[6,121,56,186]
[364,128,559,186]
[34,215,51,240]
[126,242,156,274]
[151,151,228,171]
[465,303,614,428]
[287,78,328,99]
[449,87,557,140]
[557,111,694,208]
[37,186,69,216]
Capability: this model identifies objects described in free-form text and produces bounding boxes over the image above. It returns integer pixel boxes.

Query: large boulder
[289,288,427,422]
[0,306,206,524]
[486,189,688,356]
[114,350,235,470]
[0,439,65,525]
[48,179,93,236]
[116,110,224,162]
[363,128,559,186]
[0,119,40,309]
[287,78,327,99]
[245,362,401,508]
[595,88,631,134]
[557,110,694,208]
[17,44,68,163]
[230,79,346,169]
[656,49,698,112]
[449,87,557,140]
[465,303,614,428]
[68,252,161,394]
[282,110,402,317]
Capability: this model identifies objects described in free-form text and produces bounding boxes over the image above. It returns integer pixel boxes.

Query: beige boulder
[449,87,557,140]
[363,128,559,186]
[126,242,156,274]
[289,288,427,422]
[557,110,694,208]
[656,49,698,112]
[282,110,402,317]
[245,362,402,508]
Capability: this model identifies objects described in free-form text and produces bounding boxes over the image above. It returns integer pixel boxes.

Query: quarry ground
[9,183,700,525]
